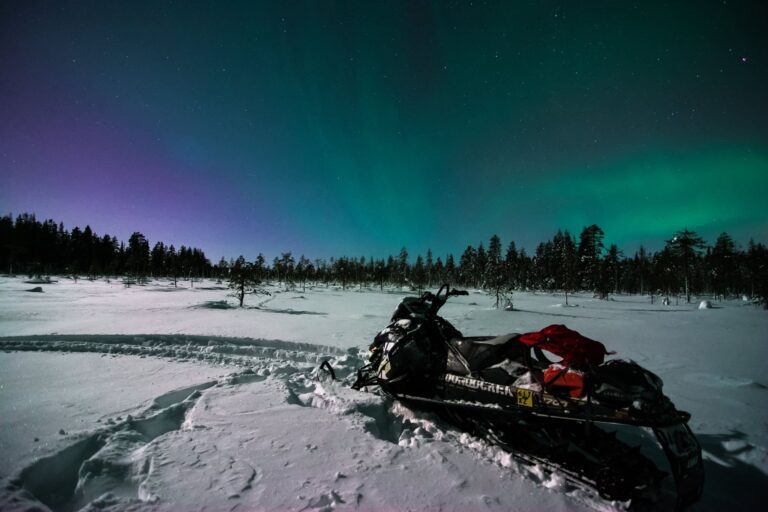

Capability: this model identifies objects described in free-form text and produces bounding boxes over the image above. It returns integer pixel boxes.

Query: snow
[0,352,225,483]
[0,278,391,348]
[1,276,767,511]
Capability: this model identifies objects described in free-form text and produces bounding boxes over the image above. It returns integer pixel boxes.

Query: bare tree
[228,256,268,307]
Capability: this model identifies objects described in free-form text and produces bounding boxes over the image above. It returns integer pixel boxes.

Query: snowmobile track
[0,334,345,368]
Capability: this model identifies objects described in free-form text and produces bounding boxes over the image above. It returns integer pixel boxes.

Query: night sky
[1,1,766,261]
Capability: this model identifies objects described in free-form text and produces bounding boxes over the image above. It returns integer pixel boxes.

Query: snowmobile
[352,284,703,509]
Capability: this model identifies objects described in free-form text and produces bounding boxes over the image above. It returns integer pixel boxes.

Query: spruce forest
[1,213,766,307]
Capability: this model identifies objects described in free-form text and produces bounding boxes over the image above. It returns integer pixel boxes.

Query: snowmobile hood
[518,324,609,369]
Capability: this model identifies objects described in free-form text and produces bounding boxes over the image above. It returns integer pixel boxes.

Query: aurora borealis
[1,1,766,260]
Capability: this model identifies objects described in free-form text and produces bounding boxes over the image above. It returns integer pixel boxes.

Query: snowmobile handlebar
[425,284,468,317]
[392,285,469,321]
[435,283,469,299]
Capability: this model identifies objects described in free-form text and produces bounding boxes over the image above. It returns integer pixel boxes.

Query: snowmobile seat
[449,334,525,373]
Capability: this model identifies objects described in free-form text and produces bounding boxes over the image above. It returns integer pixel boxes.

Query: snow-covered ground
[1,276,766,511]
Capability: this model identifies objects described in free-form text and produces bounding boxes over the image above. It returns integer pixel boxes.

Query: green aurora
[1,1,766,259]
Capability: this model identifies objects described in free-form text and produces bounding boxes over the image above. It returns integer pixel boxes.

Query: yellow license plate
[516,388,533,407]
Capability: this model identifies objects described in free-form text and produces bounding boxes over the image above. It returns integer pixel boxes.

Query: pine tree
[216,257,229,283]
[561,231,578,304]
[486,235,509,308]
[426,249,434,288]
[412,255,426,292]
[534,241,554,290]
[374,259,387,292]
[0,215,14,274]
[518,248,530,290]
[636,246,649,295]
[665,229,705,303]
[433,257,444,285]
[254,253,266,284]
[80,225,95,275]
[577,224,605,293]
[272,256,282,285]
[333,257,351,289]
[445,254,456,284]
[551,230,565,290]
[475,243,487,288]
[504,241,518,289]
[385,255,396,286]
[459,246,476,287]
[126,232,150,280]
[601,244,622,297]
[167,245,179,287]
[280,252,295,289]
[397,247,409,287]
[745,240,768,307]
[299,255,314,292]
[151,242,166,277]
[709,232,737,298]
[486,235,503,282]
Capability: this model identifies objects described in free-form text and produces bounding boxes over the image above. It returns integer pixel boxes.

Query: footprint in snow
[301,490,346,511]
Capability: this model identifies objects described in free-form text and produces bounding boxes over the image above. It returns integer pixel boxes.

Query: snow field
[1,276,767,510]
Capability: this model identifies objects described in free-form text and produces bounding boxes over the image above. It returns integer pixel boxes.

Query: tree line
[225,225,767,307]
[1,213,766,307]
[0,213,209,284]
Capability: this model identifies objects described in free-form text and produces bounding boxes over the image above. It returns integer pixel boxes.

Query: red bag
[544,364,586,398]
[519,324,608,369]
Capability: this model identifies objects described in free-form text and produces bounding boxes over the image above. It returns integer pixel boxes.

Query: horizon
[2,2,766,262]
[3,210,763,265]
